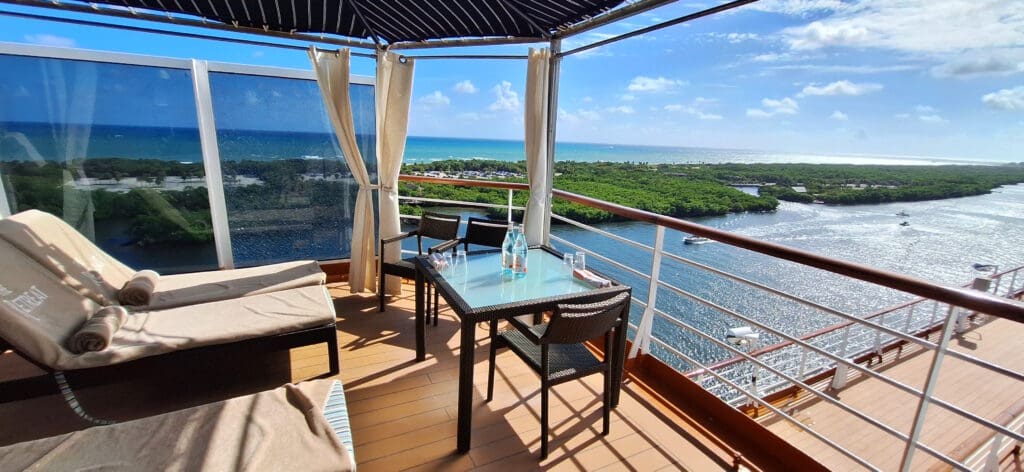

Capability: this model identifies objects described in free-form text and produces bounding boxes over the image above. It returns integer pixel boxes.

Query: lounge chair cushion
[0,239,100,370]
[0,210,327,309]
[0,210,134,305]
[0,379,354,471]
[146,260,326,310]
[64,284,337,370]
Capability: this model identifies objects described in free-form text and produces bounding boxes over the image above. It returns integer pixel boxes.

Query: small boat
[684,236,711,244]
[900,221,910,226]
[896,210,910,217]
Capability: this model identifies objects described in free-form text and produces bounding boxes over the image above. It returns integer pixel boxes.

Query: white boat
[684,236,711,244]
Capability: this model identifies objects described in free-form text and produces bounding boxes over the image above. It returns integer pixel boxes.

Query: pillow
[67,305,128,353]
[118,270,160,306]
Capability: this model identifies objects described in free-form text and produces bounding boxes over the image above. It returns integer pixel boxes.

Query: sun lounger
[0,379,356,471]
[0,210,325,309]
[0,237,338,401]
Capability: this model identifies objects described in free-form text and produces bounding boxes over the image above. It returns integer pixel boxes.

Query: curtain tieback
[359,184,396,192]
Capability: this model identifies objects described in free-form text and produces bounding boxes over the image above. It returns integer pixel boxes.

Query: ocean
[3,123,1022,367]
[1,122,996,166]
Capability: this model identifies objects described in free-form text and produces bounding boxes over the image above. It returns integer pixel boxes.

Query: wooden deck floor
[0,282,739,471]
[760,317,1024,471]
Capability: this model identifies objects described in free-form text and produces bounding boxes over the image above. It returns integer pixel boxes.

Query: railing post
[1008,271,1018,297]
[797,349,808,380]
[929,301,940,326]
[874,313,885,356]
[903,305,916,333]
[507,189,513,224]
[629,225,664,359]
[830,326,852,390]
[899,305,959,472]
[984,433,1005,472]
[191,59,234,270]
[992,275,1003,296]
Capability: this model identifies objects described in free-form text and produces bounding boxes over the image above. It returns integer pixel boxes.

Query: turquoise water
[403,136,992,166]
[2,122,993,167]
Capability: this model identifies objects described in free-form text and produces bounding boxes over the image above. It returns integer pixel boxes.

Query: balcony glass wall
[209,71,376,267]
[0,52,216,273]
[0,45,375,272]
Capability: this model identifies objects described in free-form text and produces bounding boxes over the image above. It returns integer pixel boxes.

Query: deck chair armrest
[428,238,461,254]
[381,231,417,245]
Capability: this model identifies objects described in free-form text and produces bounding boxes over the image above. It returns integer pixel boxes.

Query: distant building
[791,186,807,193]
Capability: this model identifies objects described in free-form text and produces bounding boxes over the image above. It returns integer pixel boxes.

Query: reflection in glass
[0,54,217,273]
[209,72,375,267]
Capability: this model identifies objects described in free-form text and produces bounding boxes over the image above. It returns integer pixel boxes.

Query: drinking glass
[573,252,586,271]
[562,253,574,273]
[443,252,453,275]
[455,249,468,275]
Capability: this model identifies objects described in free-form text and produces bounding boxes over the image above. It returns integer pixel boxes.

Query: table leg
[457,317,475,452]
[415,269,425,362]
[611,309,629,407]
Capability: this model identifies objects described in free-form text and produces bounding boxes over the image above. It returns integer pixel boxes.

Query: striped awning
[74,0,625,44]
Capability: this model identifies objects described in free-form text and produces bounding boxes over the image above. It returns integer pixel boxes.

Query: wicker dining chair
[378,212,461,313]
[486,291,630,459]
[460,217,509,252]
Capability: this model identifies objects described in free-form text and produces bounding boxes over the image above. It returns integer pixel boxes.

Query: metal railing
[397,174,1024,471]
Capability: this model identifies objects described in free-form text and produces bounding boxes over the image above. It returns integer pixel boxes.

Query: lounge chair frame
[0,322,338,403]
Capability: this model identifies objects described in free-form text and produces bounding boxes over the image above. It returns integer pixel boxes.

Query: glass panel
[208,72,375,267]
[0,54,216,273]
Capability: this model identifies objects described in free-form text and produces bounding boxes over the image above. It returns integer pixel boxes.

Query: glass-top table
[413,246,631,453]
[437,249,597,309]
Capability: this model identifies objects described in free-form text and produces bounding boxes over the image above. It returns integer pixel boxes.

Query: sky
[0,0,1022,162]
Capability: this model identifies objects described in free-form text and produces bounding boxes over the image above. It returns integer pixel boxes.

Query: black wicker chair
[378,212,461,313]
[460,217,509,252]
[486,291,630,459]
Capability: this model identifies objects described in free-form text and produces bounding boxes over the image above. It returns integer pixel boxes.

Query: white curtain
[376,51,416,295]
[308,47,376,292]
[523,48,550,245]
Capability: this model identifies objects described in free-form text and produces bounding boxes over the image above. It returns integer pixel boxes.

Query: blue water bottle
[501,223,515,278]
[513,223,528,279]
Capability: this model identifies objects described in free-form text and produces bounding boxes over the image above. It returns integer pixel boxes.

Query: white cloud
[766,64,920,75]
[931,51,1024,78]
[894,113,911,119]
[418,91,451,107]
[981,86,1024,111]
[830,110,849,120]
[780,1,1024,64]
[751,0,849,16]
[663,100,723,120]
[919,114,947,123]
[747,97,799,118]
[914,105,936,113]
[488,81,520,112]
[799,80,883,97]
[606,106,635,114]
[23,34,76,48]
[559,108,601,123]
[620,94,636,101]
[453,80,478,94]
[627,76,686,92]
[709,32,762,43]
[582,96,593,103]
